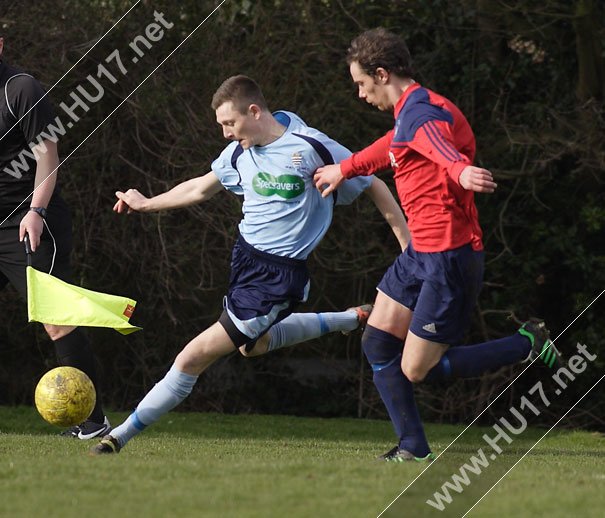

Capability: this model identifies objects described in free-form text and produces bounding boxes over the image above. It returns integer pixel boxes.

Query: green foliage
[0,1,603,428]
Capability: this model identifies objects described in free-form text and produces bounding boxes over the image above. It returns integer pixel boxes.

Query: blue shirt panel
[393,87,454,143]
[211,112,371,259]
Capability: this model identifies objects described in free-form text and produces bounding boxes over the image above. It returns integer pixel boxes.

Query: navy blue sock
[425,333,531,383]
[362,325,431,457]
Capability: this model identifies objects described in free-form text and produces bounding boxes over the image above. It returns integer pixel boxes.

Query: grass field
[0,406,603,517]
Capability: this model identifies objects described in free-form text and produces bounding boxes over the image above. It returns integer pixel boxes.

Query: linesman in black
[0,34,110,438]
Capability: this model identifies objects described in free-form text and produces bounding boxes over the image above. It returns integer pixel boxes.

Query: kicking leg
[90,322,235,454]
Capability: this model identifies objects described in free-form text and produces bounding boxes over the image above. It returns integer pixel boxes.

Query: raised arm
[114,171,224,214]
[364,177,410,251]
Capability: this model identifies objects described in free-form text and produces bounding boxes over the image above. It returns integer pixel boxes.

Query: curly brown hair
[346,28,414,79]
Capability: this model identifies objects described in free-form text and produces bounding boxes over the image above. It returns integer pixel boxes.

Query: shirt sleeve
[340,130,394,179]
[6,75,56,144]
[293,128,372,204]
[292,128,352,173]
[408,120,471,183]
[335,176,373,206]
[210,143,245,195]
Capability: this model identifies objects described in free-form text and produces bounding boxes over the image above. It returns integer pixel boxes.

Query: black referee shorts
[0,196,74,302]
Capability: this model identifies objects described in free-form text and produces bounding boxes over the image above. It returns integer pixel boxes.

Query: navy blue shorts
[219,236,310,347]
[377,242,484,346]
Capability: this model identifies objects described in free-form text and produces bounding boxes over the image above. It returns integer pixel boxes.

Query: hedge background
[1,0,603,430]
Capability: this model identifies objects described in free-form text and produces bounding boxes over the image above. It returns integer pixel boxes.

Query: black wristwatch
[29,206,47,219]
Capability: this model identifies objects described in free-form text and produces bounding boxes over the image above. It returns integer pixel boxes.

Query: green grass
[0,407,603,517]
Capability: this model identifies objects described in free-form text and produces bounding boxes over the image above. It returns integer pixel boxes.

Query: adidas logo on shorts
[422,322,437,334]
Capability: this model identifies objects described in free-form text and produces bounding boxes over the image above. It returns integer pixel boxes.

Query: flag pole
[24,232,32,267]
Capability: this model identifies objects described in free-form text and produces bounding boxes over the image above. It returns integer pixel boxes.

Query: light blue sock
[267,310,359,352]
[111,364,198,448]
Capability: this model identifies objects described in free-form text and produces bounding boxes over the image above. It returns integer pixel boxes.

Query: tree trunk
[574,0,604,101]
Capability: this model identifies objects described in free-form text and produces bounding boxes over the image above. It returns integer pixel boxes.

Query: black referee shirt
[0,60,57,219]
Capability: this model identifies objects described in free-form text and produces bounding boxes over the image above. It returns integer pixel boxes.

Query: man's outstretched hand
[113,189,150,214]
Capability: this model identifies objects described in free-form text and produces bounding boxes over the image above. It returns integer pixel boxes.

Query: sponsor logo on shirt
[253,172,305,199]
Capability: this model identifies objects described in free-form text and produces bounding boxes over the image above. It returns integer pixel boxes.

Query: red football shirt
[341,83,483,252]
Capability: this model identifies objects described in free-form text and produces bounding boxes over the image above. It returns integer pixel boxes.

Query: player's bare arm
[114,171,224,214]
[365,177,410,251]
[19,139,59,250]
[458,165,497,193]
[314,163,345,198]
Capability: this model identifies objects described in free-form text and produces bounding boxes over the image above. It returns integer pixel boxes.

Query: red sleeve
[408,120,471,184]
[340,130,394,179]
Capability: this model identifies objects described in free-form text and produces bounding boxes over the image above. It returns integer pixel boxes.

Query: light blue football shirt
[211,111,372,259]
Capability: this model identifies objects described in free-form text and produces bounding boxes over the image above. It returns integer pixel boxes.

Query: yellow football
[34,367,96,427]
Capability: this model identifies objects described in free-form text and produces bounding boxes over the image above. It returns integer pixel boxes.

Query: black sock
[53,328,104,423]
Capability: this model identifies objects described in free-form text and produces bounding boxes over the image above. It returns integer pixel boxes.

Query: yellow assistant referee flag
[26,266,142,335]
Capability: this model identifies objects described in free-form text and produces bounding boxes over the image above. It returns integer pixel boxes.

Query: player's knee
[174,340,219,373]
[174,351,206,374]
[401,362,428,383]
[43,324,74,341]
[361,325,403,367]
